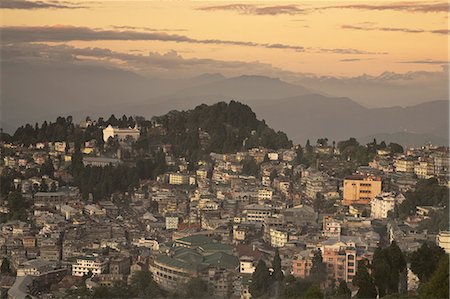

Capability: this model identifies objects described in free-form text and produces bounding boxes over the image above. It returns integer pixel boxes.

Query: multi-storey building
[269,228,289,248]
[72,256,109,277]
[239,256,256,274]
[370,192,405,219]
[394,157,416,173]
[322,247,357,283]
[343,175,382,205]
[258,188,273,202]
[150,245,238,297]
[414,158,435,179]
[323,216,341,238]
[292,243,357,284]
[291,250,314,278]
[437,231,450,253]
[165,215,180,230]
[244,204,272,224]
[168,173,190,185]
[102,124,140,142]
[433,152,450,175]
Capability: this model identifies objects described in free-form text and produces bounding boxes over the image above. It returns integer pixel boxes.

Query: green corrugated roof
[199,242,234,252]
[203,252,239,269]
[175,235,213,246]
[155,254,196,272]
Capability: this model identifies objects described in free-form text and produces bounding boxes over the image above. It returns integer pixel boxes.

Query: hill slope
[144,101,292,161]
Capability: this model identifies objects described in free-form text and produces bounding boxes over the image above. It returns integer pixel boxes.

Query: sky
[1,0,449,78]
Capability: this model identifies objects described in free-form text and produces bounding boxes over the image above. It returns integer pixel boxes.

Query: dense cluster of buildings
[0,123,449,298]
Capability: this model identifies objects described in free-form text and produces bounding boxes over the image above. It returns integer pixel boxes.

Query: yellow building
[343,175,382,205]
[414,159,435,179]
[168,173,189,185]
[394,157,416,173]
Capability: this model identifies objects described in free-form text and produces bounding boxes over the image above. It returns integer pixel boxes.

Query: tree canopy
[410,242,445,283]
[420,254,449,299]
[249,259,271,298]
[353,261,377,299]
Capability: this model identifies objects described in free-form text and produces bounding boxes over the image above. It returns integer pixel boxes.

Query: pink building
[292,242,358,284]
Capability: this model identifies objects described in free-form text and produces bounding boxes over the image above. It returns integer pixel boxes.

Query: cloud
[197,4,307,15]
[1,25,306,52]
[342,24,450,35]
[110,25,186,32]
[1,25,385,55]
[198,2,449,16]
[340,58,374,62]
[317,48,386,55]
[430,29,450,35]
[321,2,449,13]
[399,59,450,64]
[0,43,290,76]
[0,0,86,9]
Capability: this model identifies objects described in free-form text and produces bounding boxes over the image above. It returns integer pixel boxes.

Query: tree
[50,181,57,192]
[1,258,12,274]
[313,193,324,213]
[249,259,271,298]
[305,139,313,153]
[41,158,54,177]
[7,191,30,221]
[310,249,326,283]
[294,146,304,165]
[305,285,324,299]
[281,275,313,299]
[410,242,445,283]
[316,138,328,147]
[183,277,209,298]
[272,248,284,281]
[130,270,163,298]
[353,262,377,299]
[371,247,391,297]
[388,142,404,154]
[420,254,449,299]
[398,178,449,218]
[371,242,406,296]
[335,280,351,298]
[242,158,259,177]
[39,179,49,192]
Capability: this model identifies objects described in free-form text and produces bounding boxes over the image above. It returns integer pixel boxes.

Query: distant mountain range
[1,60,448,147]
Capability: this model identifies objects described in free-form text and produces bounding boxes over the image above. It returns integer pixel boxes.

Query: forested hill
[3,101,292,158]
[139,101,292,160]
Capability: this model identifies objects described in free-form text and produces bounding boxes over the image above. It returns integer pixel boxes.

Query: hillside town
[0,109,448,299]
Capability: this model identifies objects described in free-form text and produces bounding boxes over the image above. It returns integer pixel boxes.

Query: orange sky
[2,0,448,76]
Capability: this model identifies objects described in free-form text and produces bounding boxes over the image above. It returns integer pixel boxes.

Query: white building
[323,216,341,238]
[233,226,246,242]
[244,205,272,223]
[370,192,405,219]
[132,237,160,251]
[72,256,108,276]
[437,231,450,253]
[269,228,289,248]
[165,216,179,230]
[240,256,256,274]
[60,205,80,220]
[84,204,107,216]
[258,188,273,202]
[16,259,56,277]
[102,124,140,142]
[267,152,279,161]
